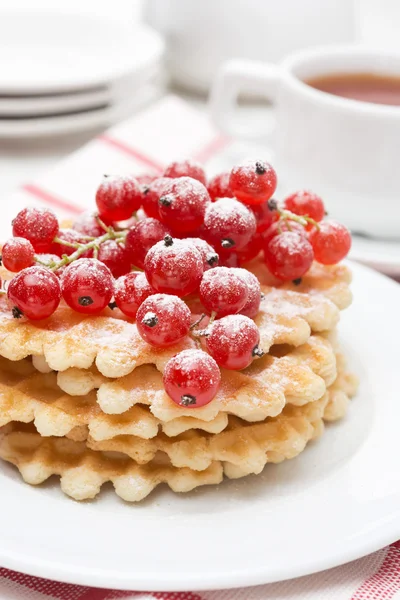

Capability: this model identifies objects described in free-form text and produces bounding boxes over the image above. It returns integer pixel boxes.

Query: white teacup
[210,46,400,239]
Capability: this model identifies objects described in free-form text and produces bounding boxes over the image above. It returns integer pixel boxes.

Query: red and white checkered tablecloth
[1,95,399,599]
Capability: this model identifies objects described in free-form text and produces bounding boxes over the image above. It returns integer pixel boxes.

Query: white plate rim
[350,235,400,276]
[0,88,112,117]
[0,261,399,592]
[0,520,398,591]
[0,12,164,94]
[0,75,162,138]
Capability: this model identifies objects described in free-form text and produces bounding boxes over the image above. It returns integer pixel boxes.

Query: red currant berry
[206,315,263,370]
[207,172,233,201]
[72,211,105,238]
[203,198,256,252]
[163,159,206,186]
[97,240,131,278]
[186,238,219,270]
[283,190,325,222]
[217,252,240,268]
[229,160,277,205]
[125,218,170,269]
[264,231,314,281]
[142,177,173,219]
[199,267,248,317]
[2,237,35,272]
[309,220,352,265]
[250,199,277,233]
[144,235,203,297]
[136,173,158,186]
[163,349,221,407]
[236,234,262,264]
[51,229,92,258]
[158,177,211,234]
[232,268,262,318]
[35,254,65,277]
[61,258,114,314]
[136,293,191,347]
[135,208,148,221]
[35,253,60,267]
[7,266,61,320]
[96,175,142,222]
[12,207,59,253]
[262,220,306,247]
[114,271,154,318]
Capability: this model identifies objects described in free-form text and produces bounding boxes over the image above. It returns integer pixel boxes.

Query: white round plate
[0,88,111,117]
[0,12,164,94]
[0,261,399,592]
[0,101,130,139]
[350,235,400,277]
[0,77,162,139]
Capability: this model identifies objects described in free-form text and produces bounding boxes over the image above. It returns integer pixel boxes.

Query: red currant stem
[190,313,206,330]
[209,310,217,325]
[49,229,126,272]
[93,246,99,260]
[191,327,208,338]
[278,208,320,230]
[95,215,110,233]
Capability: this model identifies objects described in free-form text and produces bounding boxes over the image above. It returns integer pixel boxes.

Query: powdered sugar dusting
[206,198,255,226]
[99,175,136,198]
[74,318,138,347]
[166,348,220,387]
[232,268,261,318]
[157,177,210,232]
[199,267,248,316]
[163,159,206,185]
[186,238,216,270]
[270,231,311,258]
[231,159,277,192]
[72,211,104,237]
[144,238,203,296]
[262,288,314,318]
[62,258,114,296]
[204,198,256,249]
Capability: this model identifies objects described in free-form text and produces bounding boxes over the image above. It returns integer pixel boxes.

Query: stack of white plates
[0,11,164,138]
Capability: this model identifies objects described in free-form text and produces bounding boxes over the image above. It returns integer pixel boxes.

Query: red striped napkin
[1,95,399,599]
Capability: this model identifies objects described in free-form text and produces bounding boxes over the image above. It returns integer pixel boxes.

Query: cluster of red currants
[0,157,351,409]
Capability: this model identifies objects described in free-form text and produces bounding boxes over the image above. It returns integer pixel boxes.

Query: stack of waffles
[0,257,358,502]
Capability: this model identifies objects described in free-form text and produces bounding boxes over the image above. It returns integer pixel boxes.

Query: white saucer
[0,88,111,117]
[0,78,163,139]
[0,261,399,591]
[350,235,400,277]
[0,12,164,94]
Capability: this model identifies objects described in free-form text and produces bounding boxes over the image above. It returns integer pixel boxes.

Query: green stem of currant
[95,214,112,233]
[278,208,320,230]
[47,229,127,272]
[209,310,217,325]
[52,234,95,248]
[190,311,217,341]
[34,255,51,267]
[52,237,82,250]
[190,313,206,330]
